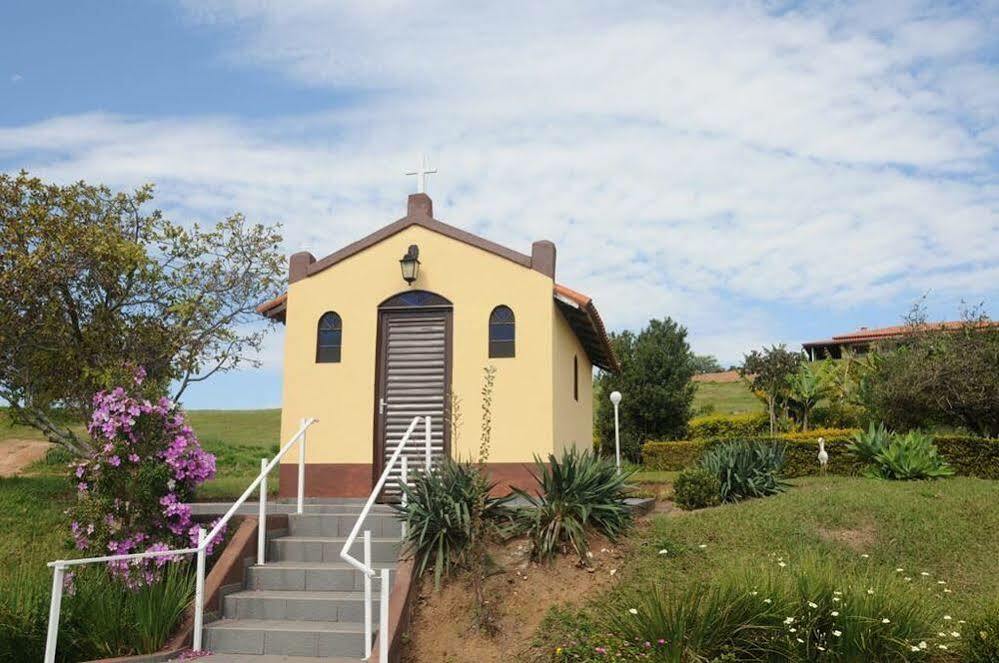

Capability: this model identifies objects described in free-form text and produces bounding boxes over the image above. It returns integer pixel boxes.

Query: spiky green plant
[699,440,788,502]
[397,459,515,590]
[847,422,893,465]
[871,431,954,480]
[514,448,634,563]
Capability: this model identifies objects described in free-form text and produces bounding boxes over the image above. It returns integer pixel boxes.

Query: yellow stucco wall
[552,306,594,455]
[278,224,564,465]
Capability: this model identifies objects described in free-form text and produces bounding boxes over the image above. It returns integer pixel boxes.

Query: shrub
[846,423,892,465]
[934,436,999,479]
[966,604,999,663]
[672,468,721,510]
[398,459,514,589]
[699,440,788,502]
[66,375,221,586]
[687,412,769,440]
[597,557,943,662]
[867,431,954,480]
[515,448,633,562]
[810,403,865,430]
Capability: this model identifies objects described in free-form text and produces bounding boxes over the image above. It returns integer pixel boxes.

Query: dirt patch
[0,438,53,477]
[817,523,876,551]
[402,534,630,662]
[692,370,746,383]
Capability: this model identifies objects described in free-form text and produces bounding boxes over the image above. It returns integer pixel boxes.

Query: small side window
[573,355,579,401]
[488,306,515,358]
[316,312,342,363]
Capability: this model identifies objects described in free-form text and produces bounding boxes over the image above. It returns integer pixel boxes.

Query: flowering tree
[67,371,222,585]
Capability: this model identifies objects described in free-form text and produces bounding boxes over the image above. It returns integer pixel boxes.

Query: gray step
[203,618,368,657]
[288,512,403,538]
[270,536,399,564]
[223,589,379,622]
[246,561,393,592]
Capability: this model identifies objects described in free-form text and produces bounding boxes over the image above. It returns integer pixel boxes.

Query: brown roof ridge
[803,319,998,348]
[293,194,558,283]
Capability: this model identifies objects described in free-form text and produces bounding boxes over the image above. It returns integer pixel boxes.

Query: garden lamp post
[610,391,622,474]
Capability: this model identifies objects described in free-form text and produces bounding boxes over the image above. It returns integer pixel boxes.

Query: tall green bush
[687,412,769,440]
[672,468,721,510]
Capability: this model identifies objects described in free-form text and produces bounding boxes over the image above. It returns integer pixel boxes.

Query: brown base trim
[279,462,540,498]
[278,463,374,498]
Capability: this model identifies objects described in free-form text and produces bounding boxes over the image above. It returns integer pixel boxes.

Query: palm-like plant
[699,440,788,502]
[786,361,834,430]
[515,448,634,563]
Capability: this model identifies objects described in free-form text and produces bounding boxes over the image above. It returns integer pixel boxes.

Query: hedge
[687,412,770,440]
[643,432,999,480]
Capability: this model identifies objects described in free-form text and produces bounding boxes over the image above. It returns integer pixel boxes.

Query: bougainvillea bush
[67,371,221,586]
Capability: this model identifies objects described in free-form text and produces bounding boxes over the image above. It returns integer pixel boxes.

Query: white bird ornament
[817,437,829,474]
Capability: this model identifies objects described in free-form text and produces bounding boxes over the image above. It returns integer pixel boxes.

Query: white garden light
[610,391,622,474]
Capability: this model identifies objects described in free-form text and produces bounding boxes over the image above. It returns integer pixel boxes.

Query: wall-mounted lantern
[400,244,420,284]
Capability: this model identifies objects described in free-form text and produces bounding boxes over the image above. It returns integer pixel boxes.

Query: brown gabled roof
[257,194,619,372]
[554,284,619,373]
[803,320,999,349]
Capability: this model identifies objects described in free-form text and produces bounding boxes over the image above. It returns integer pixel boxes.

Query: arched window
[488,305,515,358]
[316,312,342,363]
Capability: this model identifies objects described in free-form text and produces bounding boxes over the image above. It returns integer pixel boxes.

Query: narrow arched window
[316,312,342,363]
[488,306,515,358]
[573,355,579,401]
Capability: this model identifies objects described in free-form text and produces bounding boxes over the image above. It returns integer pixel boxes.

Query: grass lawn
[537,475,999,658]
[693,381,762,415]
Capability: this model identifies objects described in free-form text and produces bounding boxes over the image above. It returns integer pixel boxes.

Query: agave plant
[870,431,954,480]
[397,459,515,589]
[846,422,892,464]
[514,448,634,563]
[699,440,788,502]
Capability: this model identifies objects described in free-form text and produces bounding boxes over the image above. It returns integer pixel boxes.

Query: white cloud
[2,0,997,370]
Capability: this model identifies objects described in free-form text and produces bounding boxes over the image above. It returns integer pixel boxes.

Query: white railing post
[400,456,408,540]
[298,418,307,514]
[424,415,432,472]
[258,457,268,565]
[43,563,65,663]
[363,530,373,660]
[193,527,206,651]
[379,568,390,663]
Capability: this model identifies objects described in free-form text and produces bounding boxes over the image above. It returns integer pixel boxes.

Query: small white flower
[860,554,869,558]
[832,630,842,637]
[699,544,707,549]
[789,627,797,633]
[938,644,948,650]
[784,617,795,625]
[918,641,927,650]
[833,591,842,595]
[796,637,804,643]
[778,561,787,568]
[939,632,947,637]
[882,618,891,624]
[831,611,839,617]
[895,568,904,572]
[904,577,912,582]
[937,580,946,585]
[817,646,825,652]
[911,646,921,652]
[867,588,875,595]
[658,549,668,555]
[628,608,638,615]
[944,615,952,620]
[921,572,930,577]
[763,598,772,604]
[808,601,818,609]
[950,631,960,638]
[832,597,841,602]
[959,620,967,624]
[609,569,617,576]
[750,591,758,596]
[943,588,953,593]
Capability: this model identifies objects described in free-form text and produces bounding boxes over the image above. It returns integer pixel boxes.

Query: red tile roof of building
[803,320,997,348]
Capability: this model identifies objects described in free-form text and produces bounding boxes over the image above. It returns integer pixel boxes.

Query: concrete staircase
[202,503,401,659]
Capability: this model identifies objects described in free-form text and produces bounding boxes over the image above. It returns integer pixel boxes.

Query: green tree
[786,361,834,430]
[595,318,696,461]
[0,172,284,454]
[740,345,804,434]
[690,353,723,375]
[858,306,999,436]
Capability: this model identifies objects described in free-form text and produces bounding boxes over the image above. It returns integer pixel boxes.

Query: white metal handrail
[43,417,319,663]
[341,414,432,662]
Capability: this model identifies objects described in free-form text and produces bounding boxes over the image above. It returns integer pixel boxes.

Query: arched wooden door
[373,290,452,498]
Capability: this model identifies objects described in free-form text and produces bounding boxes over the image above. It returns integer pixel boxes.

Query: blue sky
[2,1,997,409]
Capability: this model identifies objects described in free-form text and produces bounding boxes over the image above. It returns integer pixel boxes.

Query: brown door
[374,306,451,498]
